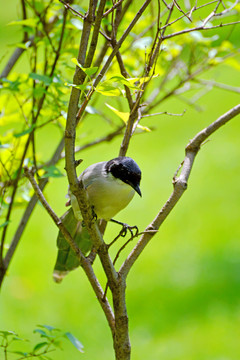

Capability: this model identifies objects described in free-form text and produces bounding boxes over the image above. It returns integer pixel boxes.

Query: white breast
[70,162,135,221]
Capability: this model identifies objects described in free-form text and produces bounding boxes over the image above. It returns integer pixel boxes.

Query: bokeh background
[1,1,240,359]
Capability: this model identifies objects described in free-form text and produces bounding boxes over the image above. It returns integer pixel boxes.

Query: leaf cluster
[0,325,83,360]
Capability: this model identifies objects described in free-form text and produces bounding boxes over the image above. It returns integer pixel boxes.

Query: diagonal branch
[119,103,240,279]
[23,167,115,335]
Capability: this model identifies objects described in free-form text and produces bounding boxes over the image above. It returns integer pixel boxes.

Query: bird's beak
[133,183,142,197]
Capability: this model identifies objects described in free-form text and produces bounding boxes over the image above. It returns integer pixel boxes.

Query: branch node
[185,142,200,153]
[74,159,83,167]
[65,129,74,139]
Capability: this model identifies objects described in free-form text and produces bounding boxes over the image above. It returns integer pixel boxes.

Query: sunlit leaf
[108,75,139,90]
[96,84,122,96]
[224,58,240,70]
[71,58,98,77]
[106,104,151,132]
[105,103,129,122]
[8,18,38,27]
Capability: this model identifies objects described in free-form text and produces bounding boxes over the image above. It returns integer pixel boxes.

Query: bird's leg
[110,218,139,238]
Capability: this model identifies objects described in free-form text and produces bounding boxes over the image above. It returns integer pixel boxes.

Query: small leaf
[41,166,64,178]
[108,75,139,90]
[38,325,59,331]
[10,351,29,356]
[29,73,52,85]
[71,57,82,67]
[71,58,98,77]
[106,103,129,122]
[96,84,122,97]
[0,221,10,229]
[0,330,17,337]
[33,341,48,352]
[8,18,38,27]
[83,67,98,77]
[65,332,84,353]
[14,126,34,138]
[106,104,151,132]
[33,329,47,337]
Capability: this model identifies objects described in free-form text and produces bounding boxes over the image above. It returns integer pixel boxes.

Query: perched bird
[53,156,142,282]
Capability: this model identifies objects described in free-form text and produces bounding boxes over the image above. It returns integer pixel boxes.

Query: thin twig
[163,21,240,40]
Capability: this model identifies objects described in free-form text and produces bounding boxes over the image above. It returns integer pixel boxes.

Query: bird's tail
[53,208,92,283]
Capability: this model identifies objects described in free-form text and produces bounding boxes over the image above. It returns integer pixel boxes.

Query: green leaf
[0,330,17,337]
[1,77,21,91]
[38,325,58,331]
[0,221,11,229]
[33,329,48,337]
[108,75,139,90]
[71,57,82,67]
[10,351,29,356]
[8,18,38,28]
[67,83,88,91]
[29,73,52,85]
[65,332,84,353]
[33,341,48,352]
[96,84,122,97]
[105,103,129,122]
[84,67,98,77]
[41,166,64,178]
[14,126,34,138]
[71,58,98,77]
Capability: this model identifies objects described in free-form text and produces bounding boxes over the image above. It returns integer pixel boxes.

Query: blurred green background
[1,1,240,360]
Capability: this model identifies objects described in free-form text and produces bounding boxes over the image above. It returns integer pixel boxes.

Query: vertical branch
[0,6,68,280]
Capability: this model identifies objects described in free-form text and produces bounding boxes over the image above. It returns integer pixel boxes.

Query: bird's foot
[110,219,139,238]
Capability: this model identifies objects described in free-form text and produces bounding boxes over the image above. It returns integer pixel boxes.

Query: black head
[105,156,142,196]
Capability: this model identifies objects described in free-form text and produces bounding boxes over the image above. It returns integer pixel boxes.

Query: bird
[53,156,142,283]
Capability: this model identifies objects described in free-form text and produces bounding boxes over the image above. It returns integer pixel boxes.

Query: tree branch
[119,103,240,279]
[23,167,115,335]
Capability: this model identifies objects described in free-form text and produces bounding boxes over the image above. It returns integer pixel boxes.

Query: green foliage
[0,0,240,359]
[0,325,83,359]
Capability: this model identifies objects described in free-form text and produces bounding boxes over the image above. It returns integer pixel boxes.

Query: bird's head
[105,156,142,196]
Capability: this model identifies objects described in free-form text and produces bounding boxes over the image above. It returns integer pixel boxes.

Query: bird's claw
[120,223,139,238]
